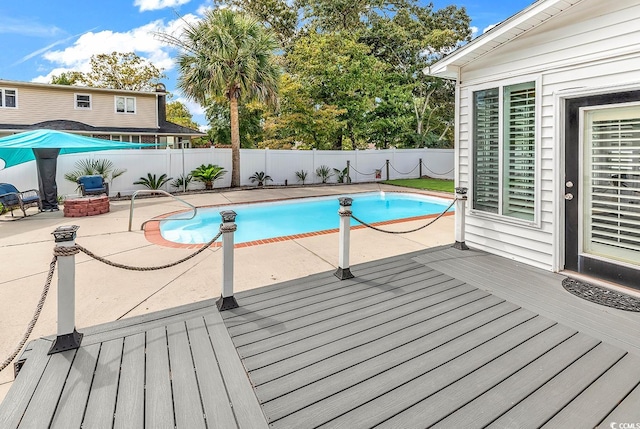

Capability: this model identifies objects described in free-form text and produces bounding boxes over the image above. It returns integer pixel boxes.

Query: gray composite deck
[2,246,640,428]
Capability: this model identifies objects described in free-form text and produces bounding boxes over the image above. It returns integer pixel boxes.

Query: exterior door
[565,92,640,289]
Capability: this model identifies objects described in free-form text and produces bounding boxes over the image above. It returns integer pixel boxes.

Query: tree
[49,52,165,91]
[80,52,165,91]
[166,100,201,130]
[162,9,280,187]
[50,71,84,86]
[287,31,386,149]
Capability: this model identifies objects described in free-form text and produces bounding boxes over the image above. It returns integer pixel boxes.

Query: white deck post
[217,210,239,311]
[453,187,469,250]
[335,197,354,280]
[49,225,83,354]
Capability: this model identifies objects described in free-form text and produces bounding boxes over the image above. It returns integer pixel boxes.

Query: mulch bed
[562,278,640,312]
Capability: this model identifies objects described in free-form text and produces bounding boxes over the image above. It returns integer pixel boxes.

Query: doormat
[562,278,640,312]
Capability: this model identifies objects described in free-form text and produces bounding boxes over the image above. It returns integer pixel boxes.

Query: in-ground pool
[159,192,454,245]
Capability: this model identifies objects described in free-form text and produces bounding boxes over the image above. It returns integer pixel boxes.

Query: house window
[75,94,91,109]
[115,96,135,113]
[0,88,17,108]
[473,81,537,221]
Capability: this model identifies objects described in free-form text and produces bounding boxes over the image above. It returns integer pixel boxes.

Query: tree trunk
[230,95,241,187]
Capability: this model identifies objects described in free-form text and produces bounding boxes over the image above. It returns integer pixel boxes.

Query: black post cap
[52,225,79,242]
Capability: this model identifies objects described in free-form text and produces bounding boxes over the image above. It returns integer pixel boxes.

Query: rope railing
[349,197,456,234]
[0,257,57,373]
[421,160,455,177]
[1,218,236,372]
[389,162,420,176]
[334,188,468,279]
[63,230,223,271]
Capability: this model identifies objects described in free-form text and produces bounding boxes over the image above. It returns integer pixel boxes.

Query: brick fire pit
[63,195,110,217]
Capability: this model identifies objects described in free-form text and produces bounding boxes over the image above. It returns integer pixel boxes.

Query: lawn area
[382,177,454,193]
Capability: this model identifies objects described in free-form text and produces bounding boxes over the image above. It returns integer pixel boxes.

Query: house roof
[426,0,585,79]
[0,79,166,96]
[0,120,204,137]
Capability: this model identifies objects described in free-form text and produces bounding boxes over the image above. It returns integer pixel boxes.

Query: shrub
[249,171,272,186]
[171,174,193,192]
[333,167,352,184]
[295,169,308,185]
[315,165,333,184]
[134,173,172,190]
[191,164,227,190]
[64,158,126,184]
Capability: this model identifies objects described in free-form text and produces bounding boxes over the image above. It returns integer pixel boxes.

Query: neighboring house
[428,0,640,289]
[0,80,203,148]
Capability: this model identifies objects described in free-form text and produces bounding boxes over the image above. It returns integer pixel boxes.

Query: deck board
[50,343,100,429]
[3,246,640,428]
[432,333,601,428]
[145,325,176,429]
[167,321,206,429]
[113,333,145,429]
[82,339,124,429]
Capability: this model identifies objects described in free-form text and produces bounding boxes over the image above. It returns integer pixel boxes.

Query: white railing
[0,147,454,197]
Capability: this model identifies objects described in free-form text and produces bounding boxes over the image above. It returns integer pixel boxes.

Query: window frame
[0,87,18,108]
[468,76,542,227]
[75,93,92,110]
[115,96,136,114]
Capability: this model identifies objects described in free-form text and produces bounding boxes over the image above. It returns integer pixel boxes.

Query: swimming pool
[159,192,454,245]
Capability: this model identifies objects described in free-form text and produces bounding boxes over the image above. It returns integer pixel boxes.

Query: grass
[382,177,454,193]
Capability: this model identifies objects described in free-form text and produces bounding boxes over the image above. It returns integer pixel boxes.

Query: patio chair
[0,183,42,217]
[77,175,109,196]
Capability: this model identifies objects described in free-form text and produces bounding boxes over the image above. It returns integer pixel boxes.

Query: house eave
[425,0,585,79]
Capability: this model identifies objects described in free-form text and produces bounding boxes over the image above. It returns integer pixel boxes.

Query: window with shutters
[472,81,537,222]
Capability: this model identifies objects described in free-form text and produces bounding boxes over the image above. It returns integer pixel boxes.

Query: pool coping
[144,190,455,249]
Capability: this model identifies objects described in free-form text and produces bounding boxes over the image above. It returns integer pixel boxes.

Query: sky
[0,0,535,128]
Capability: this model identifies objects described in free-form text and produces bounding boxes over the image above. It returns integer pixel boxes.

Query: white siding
[457,0,640,270]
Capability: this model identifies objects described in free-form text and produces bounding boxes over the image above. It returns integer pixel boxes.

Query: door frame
[557,87,640,288]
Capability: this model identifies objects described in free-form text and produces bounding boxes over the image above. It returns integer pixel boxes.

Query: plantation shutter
[585,107,640,265]
[503,82,536,221]
[473,88,500,213]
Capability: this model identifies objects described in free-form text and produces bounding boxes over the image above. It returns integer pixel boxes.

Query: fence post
[49,225,83,355]
[385,159,390,181]
[346,160,351,184]
[335,197,354,280]
[453,187,469,250]
[419,158,423,178]
[217,210,239,311]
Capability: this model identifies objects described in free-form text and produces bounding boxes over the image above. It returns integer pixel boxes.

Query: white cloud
[483,23,499,34]
[470,26,478,36]
[32,14,200,83]
[134,0,192,12]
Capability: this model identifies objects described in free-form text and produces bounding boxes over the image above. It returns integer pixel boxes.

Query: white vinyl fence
[0,147,454,197]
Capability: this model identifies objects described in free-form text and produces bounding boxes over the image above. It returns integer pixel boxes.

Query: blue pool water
[160,192,453,245]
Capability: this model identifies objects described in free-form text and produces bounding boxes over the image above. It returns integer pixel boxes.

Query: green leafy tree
[166,100,201,130]
[287,31,386,149]
[161,9,280,187]
[261,73,346,149]
[205,97,266,148]
[50,71,84,86]
[79,52,165,91]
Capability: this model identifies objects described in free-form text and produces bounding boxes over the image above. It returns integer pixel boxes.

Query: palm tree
[161,9,280,187]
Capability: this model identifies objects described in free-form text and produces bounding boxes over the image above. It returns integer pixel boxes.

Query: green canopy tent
[0,129,156,210]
